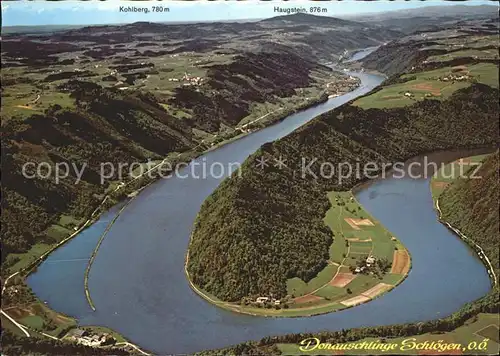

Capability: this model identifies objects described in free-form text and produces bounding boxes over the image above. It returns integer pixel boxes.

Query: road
[115,342,151,356]
[236,108,283,130]
[1,309,30,337]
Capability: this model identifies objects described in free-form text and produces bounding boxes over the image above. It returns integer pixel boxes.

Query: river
[345,46,380,63]
[27,52,491,354]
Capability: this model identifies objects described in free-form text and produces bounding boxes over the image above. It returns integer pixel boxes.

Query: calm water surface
[27,55,491,354]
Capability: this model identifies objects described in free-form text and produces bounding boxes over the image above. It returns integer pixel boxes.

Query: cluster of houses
[438,73,470,82]
[404,91,434,98]
[327,75,360,97]
[67,329,115,347]
[167,72,204,86]
[114,81,129,90]
[255,296,282,306]
[337,49,350,62]
[354,256,376,274]
[182,72,203,86]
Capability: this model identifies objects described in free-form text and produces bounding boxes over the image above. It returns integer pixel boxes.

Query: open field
[1,314,30,337]
[361,283,393,298]
[391,249,411,275]
[287,264,338,297]
[329,272,357,288]
[423,35,498,51]
[267,191,408,316]
[4,301,76,338]
[6,243,54,273]
[277,313,500,355]
[427,48,498,63]
[353,63,498,109]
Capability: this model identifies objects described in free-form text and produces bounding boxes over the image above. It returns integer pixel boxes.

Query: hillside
[439,152,499,277]
[259,13,365,27]
[199,153,500,354]
[187,26,499,302]
[2,15,401,271]
[1,48,337,268]
[188,83,499,302]
[345,5,498,34]
[360,17,498,77]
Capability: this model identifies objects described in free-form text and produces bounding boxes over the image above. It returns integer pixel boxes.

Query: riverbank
[209,151,498,355]
[25,73,497,355]
[1,68,364,348]
[2,73,339,279]
[185,190,411,317]
[430,153,498,287]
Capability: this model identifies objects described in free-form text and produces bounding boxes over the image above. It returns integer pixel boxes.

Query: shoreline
[3,83,339,279]
[84,196,138,311]
[435,199,497,287]
[430,159,498,288]
[184,147,497,318]
[184,190,412,318]
[1,70,362,349]
[3,72,348,281]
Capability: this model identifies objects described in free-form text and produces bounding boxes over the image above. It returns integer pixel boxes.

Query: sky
[1,0,496,27]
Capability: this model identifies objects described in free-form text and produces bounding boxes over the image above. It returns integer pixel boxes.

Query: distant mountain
[344,5,498,33]
[260,13,363,27]
[347,5,497,21]
[2,24,90,35]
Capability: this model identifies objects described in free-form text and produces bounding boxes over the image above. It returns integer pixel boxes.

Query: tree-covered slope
[1,14,399,269]
[198,154,500,355]
[439,152,499,277]
[187,82,499,302]
[1,50,331,266]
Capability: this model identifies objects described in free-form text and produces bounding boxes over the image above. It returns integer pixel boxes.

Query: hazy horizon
[2,0,497,27]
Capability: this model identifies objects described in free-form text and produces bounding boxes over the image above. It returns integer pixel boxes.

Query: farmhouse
[354,266,366,274]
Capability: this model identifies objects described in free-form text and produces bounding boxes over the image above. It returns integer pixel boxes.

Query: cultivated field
[353,33,498,110]
[427,49,498,63]
[280,191,409,315]
[3,301,76,338]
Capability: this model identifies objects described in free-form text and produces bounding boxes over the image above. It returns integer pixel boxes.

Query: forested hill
[360,17,498,77]
[197,153,500,355]
[1,50,328,265]
[188,84,499,302]
[187,25,499,302]
[1,13,400,271]
[439,152,499,278]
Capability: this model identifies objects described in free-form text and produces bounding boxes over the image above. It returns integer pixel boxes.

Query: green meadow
[353,63,498,109]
